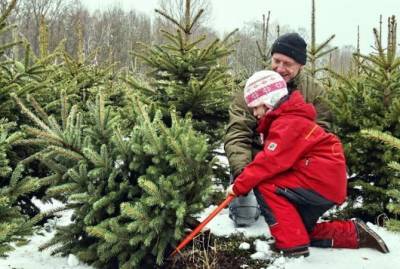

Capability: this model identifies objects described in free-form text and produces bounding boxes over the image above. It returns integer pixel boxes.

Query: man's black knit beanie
[271,33,307,65]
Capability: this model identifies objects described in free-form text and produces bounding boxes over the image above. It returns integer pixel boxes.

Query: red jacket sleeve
[233,117,315,196]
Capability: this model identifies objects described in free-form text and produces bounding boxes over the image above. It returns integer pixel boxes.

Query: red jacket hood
[257,90,316,135]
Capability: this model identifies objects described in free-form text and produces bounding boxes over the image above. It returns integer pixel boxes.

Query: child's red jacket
[233,90,347,204]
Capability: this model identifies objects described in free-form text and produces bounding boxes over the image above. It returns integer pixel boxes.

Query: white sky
[82,0,400,53]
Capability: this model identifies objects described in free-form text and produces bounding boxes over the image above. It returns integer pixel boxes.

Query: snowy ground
[198,206,400,269]
[1,200,399,269]
[0,199,94,269]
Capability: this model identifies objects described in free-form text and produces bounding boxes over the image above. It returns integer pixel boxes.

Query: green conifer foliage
[256,11,271,69]
[0,119,42,257]
[325,16,400,221]
[307,0,337,79]
[0,0,53,121]
[361,129,400,231]
[15,92,213,268]
[124,0,236,148]
[0,0,62,219]
[34,23,119,117]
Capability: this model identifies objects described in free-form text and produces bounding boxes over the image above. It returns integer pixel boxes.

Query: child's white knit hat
[244,70,288,108]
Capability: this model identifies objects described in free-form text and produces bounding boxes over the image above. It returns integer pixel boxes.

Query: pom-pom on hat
[244,70,288,108]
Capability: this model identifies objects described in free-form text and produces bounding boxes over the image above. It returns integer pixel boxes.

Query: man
[224,33,389,257]
[225,32,330,227]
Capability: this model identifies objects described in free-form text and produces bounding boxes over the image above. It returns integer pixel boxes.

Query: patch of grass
[162,232,278,269]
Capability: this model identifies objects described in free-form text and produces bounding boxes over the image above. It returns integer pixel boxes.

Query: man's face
[271,53,303,82]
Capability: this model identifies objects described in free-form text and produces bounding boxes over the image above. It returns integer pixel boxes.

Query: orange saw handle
[170,195,235,256]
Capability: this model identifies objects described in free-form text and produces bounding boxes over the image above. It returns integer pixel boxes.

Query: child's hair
[244,70,288,108]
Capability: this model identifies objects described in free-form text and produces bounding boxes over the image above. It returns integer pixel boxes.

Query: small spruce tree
[325,16,400,221]
[0,0,61,219]
[0,119,42,256]
[0,0,54,122]
[14,92,213,268]
[123,0,237,185]
[124,0,236,149]
[361,129,400,231]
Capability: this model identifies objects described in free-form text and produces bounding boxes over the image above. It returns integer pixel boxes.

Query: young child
[226,70,389,257]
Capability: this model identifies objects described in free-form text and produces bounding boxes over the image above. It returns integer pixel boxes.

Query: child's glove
[226,184,237,197]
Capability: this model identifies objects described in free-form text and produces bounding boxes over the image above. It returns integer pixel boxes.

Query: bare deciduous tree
[157,0,212,30]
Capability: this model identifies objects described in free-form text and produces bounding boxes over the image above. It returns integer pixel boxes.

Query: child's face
[252,104,271,119]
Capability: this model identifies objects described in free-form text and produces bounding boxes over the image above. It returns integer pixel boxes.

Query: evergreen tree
[33,16,121,115]
[361,129,400,231]
[123,0,237,186]
[0,0,59,219]
[15,92,213,268]
[2,0,138,223]
[256,11,271,70]
[0,0,54,122]
[0,119,42,256]
[325,16,400,221]
[124,0,236,149]
[306,0,337,80]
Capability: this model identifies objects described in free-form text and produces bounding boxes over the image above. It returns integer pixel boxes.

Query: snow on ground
[1,200,399,269]
[0,199,95,269]
[198,205,400,269]
[0,225,94,269]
